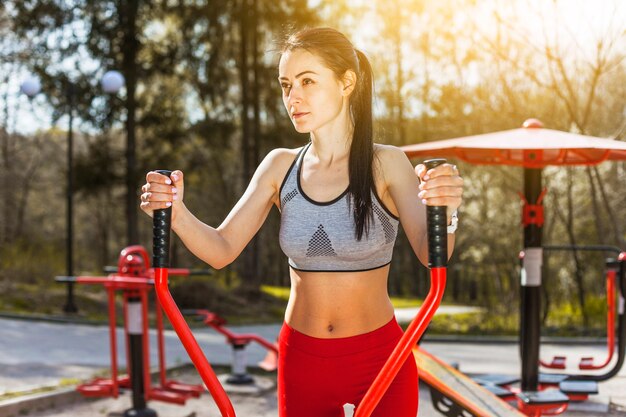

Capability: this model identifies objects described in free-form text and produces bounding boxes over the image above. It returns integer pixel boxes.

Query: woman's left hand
[414,162,464,220]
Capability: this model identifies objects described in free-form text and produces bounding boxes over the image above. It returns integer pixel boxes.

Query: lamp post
[20,71,125,313]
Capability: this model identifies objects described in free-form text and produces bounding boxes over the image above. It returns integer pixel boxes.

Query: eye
[302,78,314,85]
[280,82,291,92]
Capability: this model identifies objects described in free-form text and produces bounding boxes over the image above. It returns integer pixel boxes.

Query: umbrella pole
[520,168,543,392]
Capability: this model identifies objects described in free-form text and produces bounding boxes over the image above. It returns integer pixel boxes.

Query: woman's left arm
[380,146,464,266]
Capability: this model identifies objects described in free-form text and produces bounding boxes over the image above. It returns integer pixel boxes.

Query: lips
[292,112,309,119]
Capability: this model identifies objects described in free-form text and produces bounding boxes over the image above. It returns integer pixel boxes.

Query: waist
[284,266,395,338]
[279,316,402,357]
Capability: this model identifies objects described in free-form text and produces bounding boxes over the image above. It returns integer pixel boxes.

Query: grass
[0,378,81,401]
[1,280,612,337]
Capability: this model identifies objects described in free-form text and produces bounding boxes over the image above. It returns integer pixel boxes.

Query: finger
[145,191,176,203]
[419,175,464,190]
[414,164,427,182]
[426,163,458,178]
[144,182,178,195]
[146,171,173,185]
[421,196,463,208]
[418,186,463,200]
[141,198,173,208]
[170,169,185,192]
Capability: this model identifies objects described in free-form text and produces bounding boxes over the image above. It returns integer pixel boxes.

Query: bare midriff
[284,264,395,338]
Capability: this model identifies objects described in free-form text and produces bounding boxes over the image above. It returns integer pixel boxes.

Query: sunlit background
[1,0,625,333]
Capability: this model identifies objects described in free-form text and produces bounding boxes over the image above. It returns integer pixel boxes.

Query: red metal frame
[73,245,205,405]
[190,309,278,353]
[154,267,237,417]
[354,267,447,417]
[540,264,617,371]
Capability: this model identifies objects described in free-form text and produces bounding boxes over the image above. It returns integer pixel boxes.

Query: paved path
[1,315,625,416]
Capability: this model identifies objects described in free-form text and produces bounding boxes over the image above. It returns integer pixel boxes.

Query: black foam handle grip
[424,159,448,268]
[153,169,173,268]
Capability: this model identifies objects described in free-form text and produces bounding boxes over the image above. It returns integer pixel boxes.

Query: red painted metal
[354,267,447,417]
[540,266,617,371]
[579,269,616,370]
[517,401,568,417]
[154,267,237,417]
[72,252,203,405]
[519,188,547,227]
[193,310,278,353]
[107,286,119,398]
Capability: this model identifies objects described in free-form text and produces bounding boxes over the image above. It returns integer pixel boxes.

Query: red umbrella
[401,118,626,393]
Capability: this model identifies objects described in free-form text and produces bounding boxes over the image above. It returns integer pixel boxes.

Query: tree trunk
[121,0,140,245]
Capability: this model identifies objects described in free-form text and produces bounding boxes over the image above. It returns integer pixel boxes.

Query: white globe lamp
[101,70,125,94]
[20,77,42,98]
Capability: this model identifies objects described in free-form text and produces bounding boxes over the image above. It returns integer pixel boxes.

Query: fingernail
[418,191,426,198]
[171,174,178,181]
[166,202,172,207]
[173,195,178,200]
[423,175,430,181]
[172,187,177,193]
[165,178,172,185]
[422,199,428,205]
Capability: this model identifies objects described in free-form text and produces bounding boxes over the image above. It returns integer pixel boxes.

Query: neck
[309,109,354,166]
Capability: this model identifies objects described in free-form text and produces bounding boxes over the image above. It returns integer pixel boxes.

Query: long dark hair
[280,27,375,240]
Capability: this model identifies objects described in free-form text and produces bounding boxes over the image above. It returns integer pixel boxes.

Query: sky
[6,0,626,135]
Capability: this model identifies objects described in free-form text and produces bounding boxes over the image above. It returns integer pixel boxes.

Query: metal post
[125,295,156,417]
[227,344,254,385]
[63,83,78,313]
[520,167,543,391]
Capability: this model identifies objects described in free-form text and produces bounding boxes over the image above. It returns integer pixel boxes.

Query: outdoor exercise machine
[151,159,451,417]
[56,245,206,417]
[182,308,278,385]
[537,245,626,382]
[427,244,626,416]
[151,161,582,417]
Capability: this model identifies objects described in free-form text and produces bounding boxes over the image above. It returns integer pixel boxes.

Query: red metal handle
[354,158,449,417]
[353,267,446,417]
[154,268,236,417]
[152,169,236,417]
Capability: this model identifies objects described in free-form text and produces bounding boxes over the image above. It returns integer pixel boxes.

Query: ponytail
[280,28,376,240]
[349,50,374,241]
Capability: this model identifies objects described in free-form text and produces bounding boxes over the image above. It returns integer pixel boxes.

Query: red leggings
[277,317,418,417]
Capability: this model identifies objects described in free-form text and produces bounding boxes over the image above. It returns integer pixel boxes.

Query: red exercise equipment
[56,245,205,415]
[182,309,278,384]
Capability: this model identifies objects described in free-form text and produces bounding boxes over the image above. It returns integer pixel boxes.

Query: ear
[341,70,357,97]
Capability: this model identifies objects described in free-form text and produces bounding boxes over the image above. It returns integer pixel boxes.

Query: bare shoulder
[263,147,301,174]
[373,143,414,182]
[257,146,303,192]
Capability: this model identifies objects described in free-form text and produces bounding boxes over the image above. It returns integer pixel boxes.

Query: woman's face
[278,49,352,134]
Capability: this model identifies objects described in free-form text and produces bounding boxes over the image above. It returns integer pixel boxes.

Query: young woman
[140,27,463,417]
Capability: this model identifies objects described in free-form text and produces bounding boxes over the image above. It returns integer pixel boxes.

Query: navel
[327,324,334,333]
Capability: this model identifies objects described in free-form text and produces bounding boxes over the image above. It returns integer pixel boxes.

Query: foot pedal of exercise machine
[538,373,569,388]
[559,380,598,402]
[470,374,520,387]
[541,355,567,369]
[578,356,598,370]
[517,389,569,416]
[481,384,517,401]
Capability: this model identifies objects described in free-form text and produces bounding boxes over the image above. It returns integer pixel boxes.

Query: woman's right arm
[140,148,294,269]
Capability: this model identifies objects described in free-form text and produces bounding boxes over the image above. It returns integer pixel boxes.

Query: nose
[287,85,302,107]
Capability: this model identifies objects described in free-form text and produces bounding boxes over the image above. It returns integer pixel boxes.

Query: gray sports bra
[278,143,399,272]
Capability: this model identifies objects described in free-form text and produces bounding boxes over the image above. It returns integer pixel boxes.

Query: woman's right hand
[140,170,184,221]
